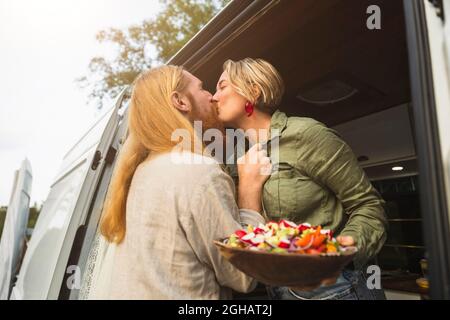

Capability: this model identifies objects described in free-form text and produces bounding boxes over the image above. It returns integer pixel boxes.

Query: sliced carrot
[295,233,313,247]
[314,226,322,236]
[312,234,327,247]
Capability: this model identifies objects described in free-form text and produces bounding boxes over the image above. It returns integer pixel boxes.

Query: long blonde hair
[100,65,197,243]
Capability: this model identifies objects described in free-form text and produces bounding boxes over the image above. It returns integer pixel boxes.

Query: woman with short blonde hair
[223,58,284,114]
[213,58,388,300]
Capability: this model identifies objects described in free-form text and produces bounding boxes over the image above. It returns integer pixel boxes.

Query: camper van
[6,0,450,300]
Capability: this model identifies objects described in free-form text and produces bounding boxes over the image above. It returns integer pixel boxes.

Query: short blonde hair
[223,58,284,114]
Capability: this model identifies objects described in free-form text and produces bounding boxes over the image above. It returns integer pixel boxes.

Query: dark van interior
[176,0,426,298]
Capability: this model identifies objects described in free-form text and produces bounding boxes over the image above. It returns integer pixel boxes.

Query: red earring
[245,101,254,117]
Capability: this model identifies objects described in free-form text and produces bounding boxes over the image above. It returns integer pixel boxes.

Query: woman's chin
[217,113,242,128]
[217,113,228,124]
[219,118,235,128]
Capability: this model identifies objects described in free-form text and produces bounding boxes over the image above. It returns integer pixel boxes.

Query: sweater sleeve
[181,166,265,293]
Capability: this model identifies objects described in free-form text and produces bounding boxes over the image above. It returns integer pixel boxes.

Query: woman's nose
[212,92,219,102]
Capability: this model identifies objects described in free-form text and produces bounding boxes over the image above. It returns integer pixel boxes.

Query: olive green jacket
[228,110,388,268]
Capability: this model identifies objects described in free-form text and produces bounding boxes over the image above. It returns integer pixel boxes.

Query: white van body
[0,159,32,299]
[10,90,128,300]
[423,0,450,214]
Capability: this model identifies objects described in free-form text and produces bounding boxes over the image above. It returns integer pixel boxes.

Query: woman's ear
[251,84,262,103]
[171,91,191,113]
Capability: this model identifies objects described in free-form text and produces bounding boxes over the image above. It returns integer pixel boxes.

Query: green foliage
[28,206,40,229]
[0,207,6,239]
[0,205,41,239]
[78,0,230,108]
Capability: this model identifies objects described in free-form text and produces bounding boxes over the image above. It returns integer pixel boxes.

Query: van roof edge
[167,0,275,68]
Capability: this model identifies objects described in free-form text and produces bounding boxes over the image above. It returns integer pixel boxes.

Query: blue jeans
[266,269,386,300]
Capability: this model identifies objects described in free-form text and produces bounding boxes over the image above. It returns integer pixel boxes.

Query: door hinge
[91,150,102,170]
[429,0,445,21]
[91,146,117,170]
[105,146,117,165]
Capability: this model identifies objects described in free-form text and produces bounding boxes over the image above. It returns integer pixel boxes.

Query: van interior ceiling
[186,0,425,298]
[195,0,410,126]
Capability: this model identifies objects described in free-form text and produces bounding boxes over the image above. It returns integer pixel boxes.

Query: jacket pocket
[263,162,325,222]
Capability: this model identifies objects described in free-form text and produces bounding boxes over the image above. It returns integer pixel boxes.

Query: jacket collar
[270,109,288,139]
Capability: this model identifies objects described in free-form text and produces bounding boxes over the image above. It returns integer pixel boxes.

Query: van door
[404,0,450,299]
[0,159,32,299]
[69,103,129,300]
[10,90,128,300]
[46,89,129,299]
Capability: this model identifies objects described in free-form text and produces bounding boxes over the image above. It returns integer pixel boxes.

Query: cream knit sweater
[107,151,265,299]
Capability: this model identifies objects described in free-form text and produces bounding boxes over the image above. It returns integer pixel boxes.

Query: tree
[0,205,41,239]
[78,0,230,108]
[0,207,6,238]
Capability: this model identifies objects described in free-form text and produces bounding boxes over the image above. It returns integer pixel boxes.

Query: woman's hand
[237,143,272,188]
[336,235,355,247]
[237,143,272,212]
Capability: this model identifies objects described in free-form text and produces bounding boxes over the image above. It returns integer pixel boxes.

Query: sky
[0,0,163,206]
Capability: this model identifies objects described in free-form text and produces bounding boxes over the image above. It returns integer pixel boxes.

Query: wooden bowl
[214,239,357,290]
